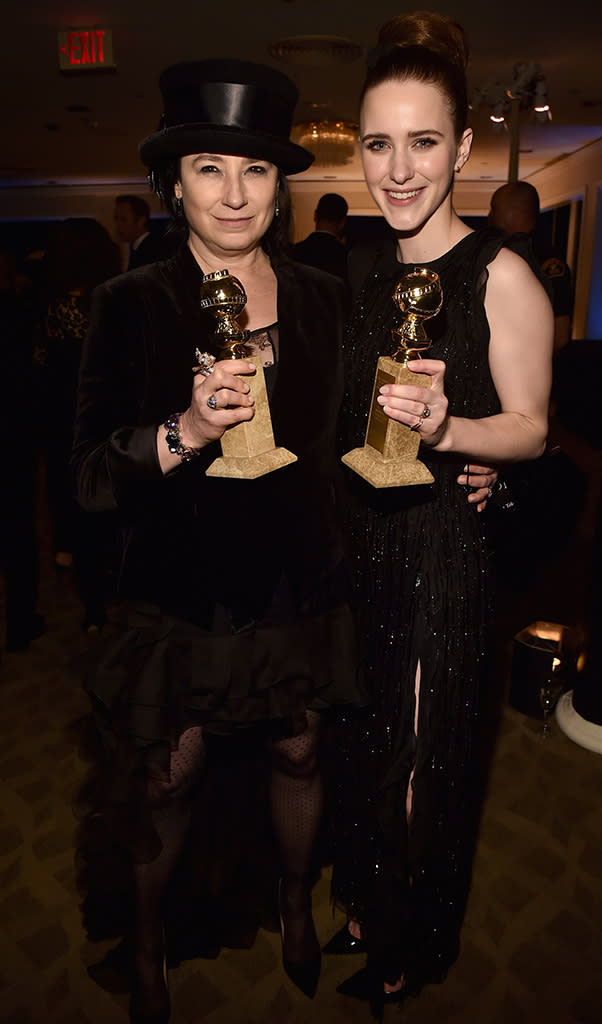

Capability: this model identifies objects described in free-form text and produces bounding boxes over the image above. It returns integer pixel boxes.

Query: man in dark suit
[114,194,166,269]
[294,193,348,280]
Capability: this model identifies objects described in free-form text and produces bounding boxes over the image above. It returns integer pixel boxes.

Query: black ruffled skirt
[75,595,365,959]
[88,595,362,737]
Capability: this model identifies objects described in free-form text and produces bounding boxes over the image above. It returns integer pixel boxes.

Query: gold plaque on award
[342,267,442,488]
[200,270,297,479]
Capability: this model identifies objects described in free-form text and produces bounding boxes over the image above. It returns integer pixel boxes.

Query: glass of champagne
[539,657,562,739]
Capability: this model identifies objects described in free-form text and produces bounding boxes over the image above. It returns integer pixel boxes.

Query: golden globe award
[342,267,442,487]
[199,270,296,479]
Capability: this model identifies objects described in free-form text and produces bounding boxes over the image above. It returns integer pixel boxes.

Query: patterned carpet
[1,430,602,1024]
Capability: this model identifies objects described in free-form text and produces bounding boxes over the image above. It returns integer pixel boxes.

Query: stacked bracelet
[164,412,201,463]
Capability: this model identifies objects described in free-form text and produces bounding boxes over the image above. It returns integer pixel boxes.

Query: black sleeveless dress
[332,229,506,991]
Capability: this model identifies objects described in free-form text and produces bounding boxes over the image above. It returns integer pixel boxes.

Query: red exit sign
[58,29,115,70]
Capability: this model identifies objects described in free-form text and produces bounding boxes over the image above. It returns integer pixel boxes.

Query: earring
[274,198,280,218]
[174,195,183,214]
[148,170,163,199]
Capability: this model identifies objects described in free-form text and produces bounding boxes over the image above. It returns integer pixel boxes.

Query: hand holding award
[342,267,442,488]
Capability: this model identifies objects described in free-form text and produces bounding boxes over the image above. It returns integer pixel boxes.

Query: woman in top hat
[72,58,364,1021]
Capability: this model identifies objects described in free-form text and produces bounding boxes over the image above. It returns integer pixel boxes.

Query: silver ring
[487,486,494,499]
[195,350,216,377]
[422,405,431,419]
[207,394,218,410]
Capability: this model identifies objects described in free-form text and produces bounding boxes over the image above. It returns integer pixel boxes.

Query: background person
[294,192,348,280]
[40,218,120,628]
[488,180,573,352]
[0,247,44,651]
[114,194,167,269]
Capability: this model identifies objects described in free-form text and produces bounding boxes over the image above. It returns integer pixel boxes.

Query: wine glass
[539,675,562,739]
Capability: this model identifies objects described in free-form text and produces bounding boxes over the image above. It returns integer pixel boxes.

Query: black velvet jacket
[72,244,347,626]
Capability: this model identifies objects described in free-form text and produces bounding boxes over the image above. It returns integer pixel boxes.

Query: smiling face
[174,153,279,262]
[360,77,472,244]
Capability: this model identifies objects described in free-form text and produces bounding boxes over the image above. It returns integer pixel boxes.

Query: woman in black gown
[329,12,553,1012]
[72,59,363,1021]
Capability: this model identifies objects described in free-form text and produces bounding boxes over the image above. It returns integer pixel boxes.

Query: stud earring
[274,198,280,218]
[174,196,183,214]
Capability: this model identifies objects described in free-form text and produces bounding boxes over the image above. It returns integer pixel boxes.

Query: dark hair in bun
[362,11,469,140]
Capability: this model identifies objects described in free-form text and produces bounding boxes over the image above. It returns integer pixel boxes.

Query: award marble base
[341,355,434,488]
[206,362,297,479]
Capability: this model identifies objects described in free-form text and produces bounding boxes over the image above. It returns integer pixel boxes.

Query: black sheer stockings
[132,712,324,1007]
[269,710,322,964]
[132,726,204,1015]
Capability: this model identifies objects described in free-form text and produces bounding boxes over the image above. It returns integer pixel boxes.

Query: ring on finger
[487,485,494,499]
[195,349,216,377]
[207,394,218,411]
[422,404,431,419]
[410,416,424,432]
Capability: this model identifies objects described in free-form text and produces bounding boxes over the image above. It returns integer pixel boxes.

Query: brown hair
[362,11,469,140]
[152,160,294,266]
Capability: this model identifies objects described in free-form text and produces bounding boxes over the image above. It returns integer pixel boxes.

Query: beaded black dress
[332,229,506,991]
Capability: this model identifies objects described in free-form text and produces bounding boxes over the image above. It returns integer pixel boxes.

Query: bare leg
[269,710,322,965]
[381,661,421,995]
[348,662,421,955]
[405,659,421,823]
[132,726,204,1015]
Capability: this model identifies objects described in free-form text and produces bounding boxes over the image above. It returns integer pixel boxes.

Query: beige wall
[528,138,602,339]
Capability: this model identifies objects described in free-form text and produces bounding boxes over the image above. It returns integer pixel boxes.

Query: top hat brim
[139,124,313,175]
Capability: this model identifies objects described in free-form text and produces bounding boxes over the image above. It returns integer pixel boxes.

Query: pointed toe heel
[336,965,372,999]
[336,965,406,1021]
[323,923,366,955]
[283,951,322,999]
[278,879,321,997]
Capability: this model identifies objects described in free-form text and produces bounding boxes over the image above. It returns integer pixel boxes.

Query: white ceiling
[3,0,601,188]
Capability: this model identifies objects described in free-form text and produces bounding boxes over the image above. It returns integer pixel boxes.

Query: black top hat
[139,59,313,175]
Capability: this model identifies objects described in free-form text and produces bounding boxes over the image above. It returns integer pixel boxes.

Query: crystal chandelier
[292,105,358,166]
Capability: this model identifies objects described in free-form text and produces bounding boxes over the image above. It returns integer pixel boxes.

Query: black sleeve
[71,280,172,514]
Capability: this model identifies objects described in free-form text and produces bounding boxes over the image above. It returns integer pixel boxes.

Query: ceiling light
[292,105,358,165]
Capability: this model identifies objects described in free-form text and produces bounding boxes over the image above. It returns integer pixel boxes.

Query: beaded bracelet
[164,412,201,463]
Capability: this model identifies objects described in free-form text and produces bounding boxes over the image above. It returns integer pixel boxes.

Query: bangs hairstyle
[150,160,294,266]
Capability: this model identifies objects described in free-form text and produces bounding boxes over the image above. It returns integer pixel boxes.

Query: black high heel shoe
[322,922,366,955]
[279,880,321,999]
[129,936,170,1023]
[336,965,407,1021]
